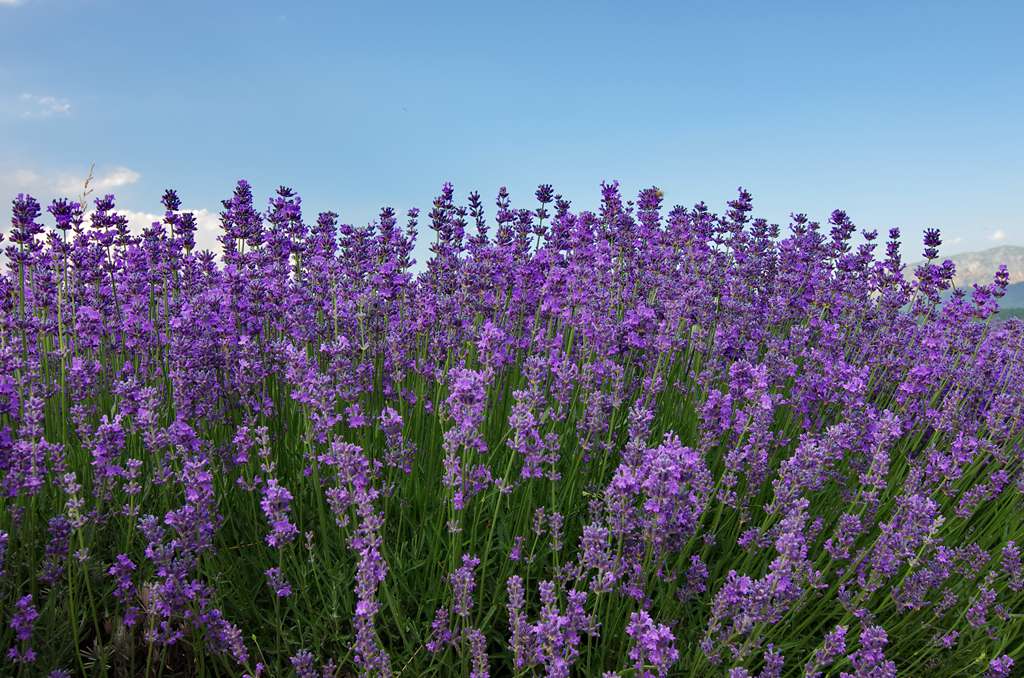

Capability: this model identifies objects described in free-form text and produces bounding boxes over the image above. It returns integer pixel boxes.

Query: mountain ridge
[909,244,1023,289]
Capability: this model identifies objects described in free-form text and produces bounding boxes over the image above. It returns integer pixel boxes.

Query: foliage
[0,182,1021,677]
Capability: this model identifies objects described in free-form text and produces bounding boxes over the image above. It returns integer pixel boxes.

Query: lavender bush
[0,180,1021,676]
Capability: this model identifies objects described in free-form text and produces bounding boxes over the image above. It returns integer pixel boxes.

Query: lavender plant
[0,181,1021,677]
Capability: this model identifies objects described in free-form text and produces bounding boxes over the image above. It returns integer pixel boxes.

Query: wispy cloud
[18,93,72,118]
[990,229,1006,242]
[2,165,141,200]
[56,166,141,195]
[1,168,49,196]
[10,169,44,188]
[0,0,24,6]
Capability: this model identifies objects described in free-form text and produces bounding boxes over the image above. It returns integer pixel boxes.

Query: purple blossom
[625,610,679,678]
[805,625,846,678]
[7,594,39,665]
[265,566,292,598]
[839,626,896,678]
[1001,541,1023,591]
[451,554,481,618]
[506,576,532,669]
[988,655,1014,678]
[260,478,299,548]
[1,180,1023,675]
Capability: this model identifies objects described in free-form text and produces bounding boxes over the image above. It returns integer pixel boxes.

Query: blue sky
[1,0,1022,262]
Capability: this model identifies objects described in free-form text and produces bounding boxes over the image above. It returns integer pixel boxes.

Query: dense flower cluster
[0,181,1021,676]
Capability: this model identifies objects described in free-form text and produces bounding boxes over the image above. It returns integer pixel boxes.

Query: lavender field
[0,180,1021,677]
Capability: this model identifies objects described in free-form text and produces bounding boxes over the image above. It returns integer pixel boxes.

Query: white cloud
[116,208,222,253]
[115,210,162,228]
[990,229,1006,242]
[0,165,140,200]
[2,164,222,252]
[2,165,221,252]
[55,166,141,196]
[10,169,44,188]
[19,93,71,117]
[0,0,23,6]
[1,168,50,197]
[95,167,142,191]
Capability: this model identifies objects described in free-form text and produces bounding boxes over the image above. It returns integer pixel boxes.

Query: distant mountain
[907,245,1024,313]
[910,245,1024,289]
[998,307,1024,321]
[999,281,1024,308]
